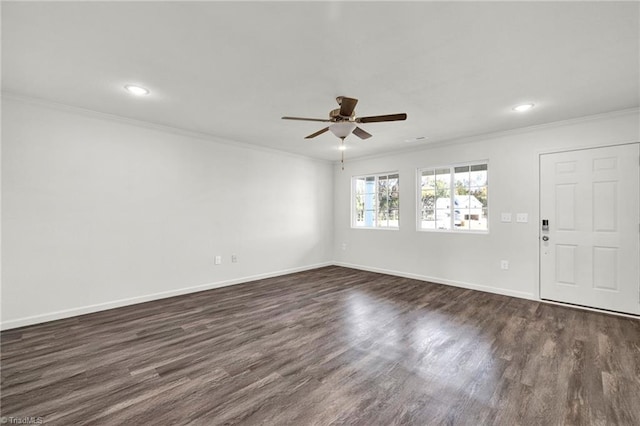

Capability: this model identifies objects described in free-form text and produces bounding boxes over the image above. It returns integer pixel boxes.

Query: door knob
[542,236,549,241]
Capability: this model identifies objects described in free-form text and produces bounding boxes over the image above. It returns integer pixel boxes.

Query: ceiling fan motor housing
[330,108,353,121]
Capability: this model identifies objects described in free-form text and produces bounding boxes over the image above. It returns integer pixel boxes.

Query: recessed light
[124,85,150,96]
[513,103,534,112]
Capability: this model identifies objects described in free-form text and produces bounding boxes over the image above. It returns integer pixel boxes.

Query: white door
[540,143,640,315]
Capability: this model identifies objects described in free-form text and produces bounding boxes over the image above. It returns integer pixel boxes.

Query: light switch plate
[501,213,512,223]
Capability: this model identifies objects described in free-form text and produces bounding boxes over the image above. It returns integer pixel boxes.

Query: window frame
[416,161,489,234]
[351,171,400,230]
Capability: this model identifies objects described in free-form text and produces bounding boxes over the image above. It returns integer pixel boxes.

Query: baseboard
[333,261,536,301]
[4,261,632,331]
[0,262,333,331]
[333,263,640,319]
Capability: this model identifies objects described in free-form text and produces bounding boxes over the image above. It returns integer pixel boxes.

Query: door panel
[540,144,640,315]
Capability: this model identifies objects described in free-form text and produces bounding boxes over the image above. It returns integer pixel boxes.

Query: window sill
[416,228,489,235]
[351,226,400,231]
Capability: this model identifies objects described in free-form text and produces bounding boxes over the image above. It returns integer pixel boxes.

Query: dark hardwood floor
[1,266,639,425]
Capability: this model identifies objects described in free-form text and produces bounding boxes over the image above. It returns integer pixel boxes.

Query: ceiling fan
[282,96,407,168]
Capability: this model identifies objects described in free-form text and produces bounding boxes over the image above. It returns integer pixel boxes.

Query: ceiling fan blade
[338,97,358,117]
[356,113,407,123]
[352,126,372,140]
[282,116,331,123]
[305,127,330,139]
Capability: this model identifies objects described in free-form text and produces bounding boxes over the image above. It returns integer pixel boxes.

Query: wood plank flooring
[1,266,639,425]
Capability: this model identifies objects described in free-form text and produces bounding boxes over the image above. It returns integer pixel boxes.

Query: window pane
[354,195,365,227]
[389,209,399,228]
[435,169,451,229]
[354,178,365,227]
[454,167,470,229]
[470,185,488,230]
[364,176,376,194]
[473,165,488,231]
[420,170,435,229]
[421,187,435,228]
[454,168,470,194]
[389,175,399,211]
[435,199,451,229]
[388,175,399,193]
[470,167,488,187]
[378,175,388,226]
[377,208,389,228]
[364,207,376,227]
[377,176,388,197]
[363,177,377,227]
[454,195,470,230]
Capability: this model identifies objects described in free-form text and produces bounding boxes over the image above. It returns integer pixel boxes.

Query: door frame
[536,141,640,314]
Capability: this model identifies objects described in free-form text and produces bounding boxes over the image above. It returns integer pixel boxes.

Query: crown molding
[1,91,333,165]
[341,106,640,165]
[4,91,636,168]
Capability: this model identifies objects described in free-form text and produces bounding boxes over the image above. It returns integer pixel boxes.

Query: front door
[540,143,640,315]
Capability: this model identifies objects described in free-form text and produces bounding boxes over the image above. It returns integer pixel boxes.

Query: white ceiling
[2,1,638,161]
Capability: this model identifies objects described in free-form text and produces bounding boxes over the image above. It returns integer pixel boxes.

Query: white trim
[3,261,636,330]
[0,262,332,331]
[340,107,640,165]
[334,262,638,319]
[415,228,489,235]
[4,91,636,167]
[333,261,535,301]
[536,140,640,157]
[1,91,332,165]
[351,227,400,231]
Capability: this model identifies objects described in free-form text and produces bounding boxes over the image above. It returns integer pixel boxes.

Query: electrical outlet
[341,242,347,251]
[500,260,509,270]
[516,213,528,223]
[231,254,238,263]
[501,213,512,223]
[214,256,222,265]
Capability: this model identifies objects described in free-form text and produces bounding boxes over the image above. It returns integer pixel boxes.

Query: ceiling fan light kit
[329,122,356,138]
[282,96,407,170]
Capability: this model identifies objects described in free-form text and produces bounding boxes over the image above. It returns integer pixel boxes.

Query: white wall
[1,97,334,329]
[3,96,638,330]
[333,110,640,299]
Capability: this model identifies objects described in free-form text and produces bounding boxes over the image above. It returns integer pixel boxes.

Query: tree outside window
[353,173,399,228]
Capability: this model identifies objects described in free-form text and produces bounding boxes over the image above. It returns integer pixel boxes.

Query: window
[353,172,399,228]
[418,162,488,231]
